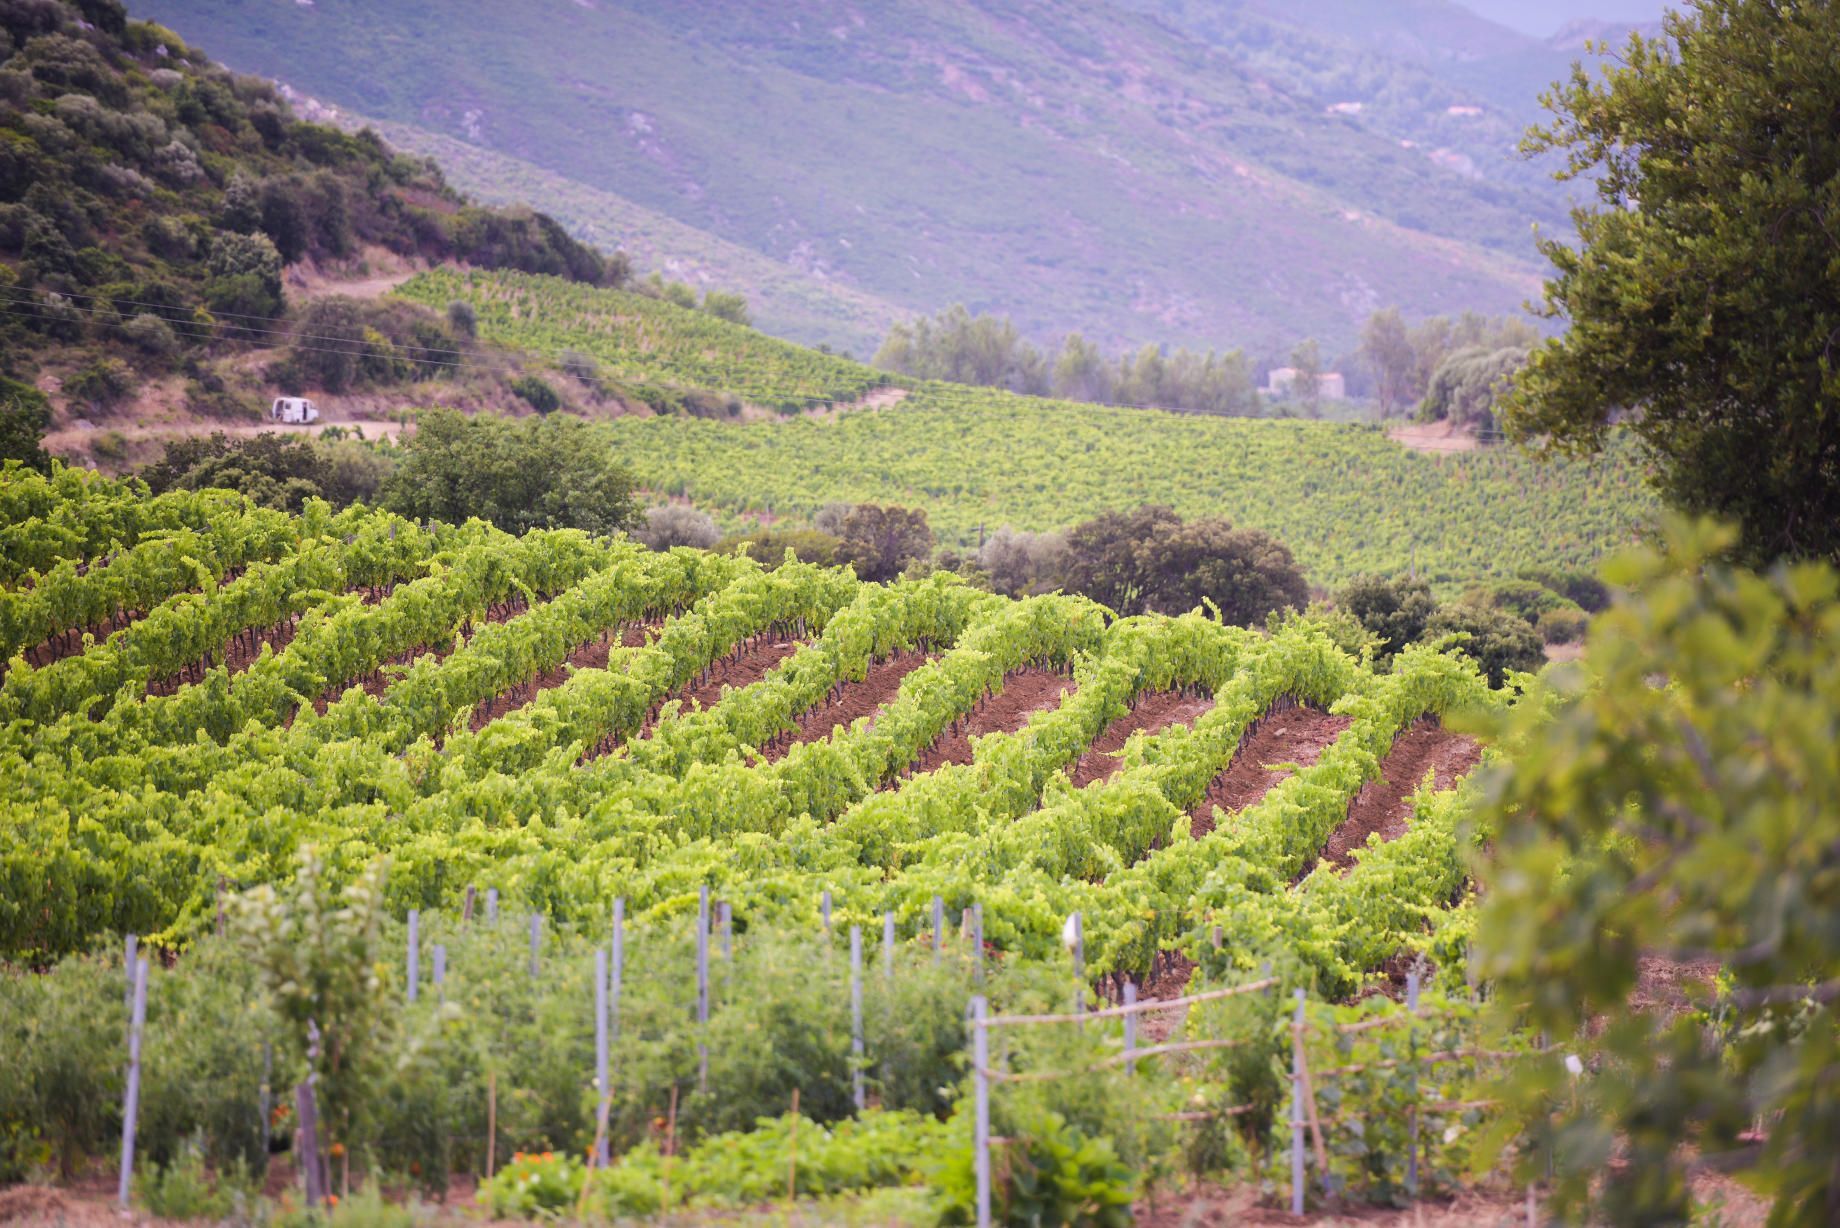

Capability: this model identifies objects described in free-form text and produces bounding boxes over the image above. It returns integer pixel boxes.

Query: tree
[1359,308,1416,417]
[718,526,841,570]
[1474,520,1840,1225]
[834,504,933,582]
[1421,601,1542,686]
[977,526,1069,598]
[1060,505,1305,624]
[1141,517,1308,624]
[142,432,333,512]
[1418,345,1528,431]
[0,378,52,473]
[1061,505,1180,615]
[1051,333,1111,404]
[1335,574,1439,661]
[1501,1,1840,565]
[1288,338,1323,416]
[380,409,639,536]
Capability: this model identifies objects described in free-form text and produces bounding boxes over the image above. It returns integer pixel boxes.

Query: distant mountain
[133,0,1586,354]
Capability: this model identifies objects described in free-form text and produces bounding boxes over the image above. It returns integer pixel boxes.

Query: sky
[1462,1,1676,36]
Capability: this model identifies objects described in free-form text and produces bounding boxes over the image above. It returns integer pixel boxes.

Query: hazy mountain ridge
[135,0,1600,354]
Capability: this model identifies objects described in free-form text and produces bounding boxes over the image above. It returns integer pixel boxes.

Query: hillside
[347,116,907,357]
[133,0,1560,354]
[382,268,1652,592]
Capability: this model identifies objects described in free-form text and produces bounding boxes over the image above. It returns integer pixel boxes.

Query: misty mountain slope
[350,116,906,356]
[136,0,1554,353]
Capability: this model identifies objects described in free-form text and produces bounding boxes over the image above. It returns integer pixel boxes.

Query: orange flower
[326,1195,340,1207]
[329,1142,346,1158]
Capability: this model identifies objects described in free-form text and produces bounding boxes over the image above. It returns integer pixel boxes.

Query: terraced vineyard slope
[4,466,1506,997]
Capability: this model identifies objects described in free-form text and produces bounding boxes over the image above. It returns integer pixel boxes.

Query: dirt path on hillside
[758,649,935,762]
[1314,718,1481,873]
[1069,690,1215,788]
[1190,706,1352,836]
[897,668,1076,779]
[1387,419,1482,453]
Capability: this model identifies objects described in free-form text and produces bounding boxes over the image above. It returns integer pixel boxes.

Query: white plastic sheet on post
[1122,981,1138,1075]
[486,887,499,926]
[117,956,149,1207]
[969,994,991,1228]
[850,926,865,1111]
[1291,988,1307,1217]
[407,909,420,1003]
[432,944,447,1003]
[697,885,710,1092]
[882,911,895,981]
[594,947,610,1165]
[932,895,945,964]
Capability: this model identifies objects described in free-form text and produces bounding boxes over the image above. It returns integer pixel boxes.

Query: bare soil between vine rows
[899,667,1076,778]
[1069,689,1215,788]
[1313,718,1481,874]
[757,649,936,763]
[1190,705,1352,837]
[465,623,657,731]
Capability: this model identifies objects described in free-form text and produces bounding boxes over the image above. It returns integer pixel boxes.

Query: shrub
[1335,574,1438,661]
[1422,603,1544,686]
[977,526,1069,598]
[121,311,178,356]
[511,374,560,415]
[63,356,134,412]
[633,503,720,551]
[717,526,841,569]
[1535,606,1588,644]
[835,503,933,583]
[446,299,476,338]
[702,290,750,326]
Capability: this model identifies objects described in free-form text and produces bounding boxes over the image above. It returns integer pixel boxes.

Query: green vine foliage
[1472,519,1840,1225]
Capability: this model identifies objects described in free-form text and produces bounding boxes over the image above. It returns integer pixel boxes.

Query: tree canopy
[1475,520,1840,1224]
[1061,505,1307,624]
[380,409,638,536]
[1502,0,1840,564]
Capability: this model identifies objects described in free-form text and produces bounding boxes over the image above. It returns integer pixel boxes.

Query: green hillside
[395,269,897,412]
[396,267,1653,590]
[355,118,906,357]
[606,387,1652,590]
[135,0,1554,353]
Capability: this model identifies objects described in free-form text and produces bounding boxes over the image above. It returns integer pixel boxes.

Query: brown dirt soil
[757,649,935,763]
[1190,705,1352,837]
[1070,690,1215,788]
[1629,953,1722,1018]
[1135,1169,1769,1226]
[4,1162,1769,1227]
[1387,419,1483,454]
[466,624,655,731]
[898,668,1076,779]
[1314,718,1482,874]
[653,636,803,723]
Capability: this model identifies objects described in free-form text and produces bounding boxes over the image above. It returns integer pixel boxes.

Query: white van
[269,396,320,425]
